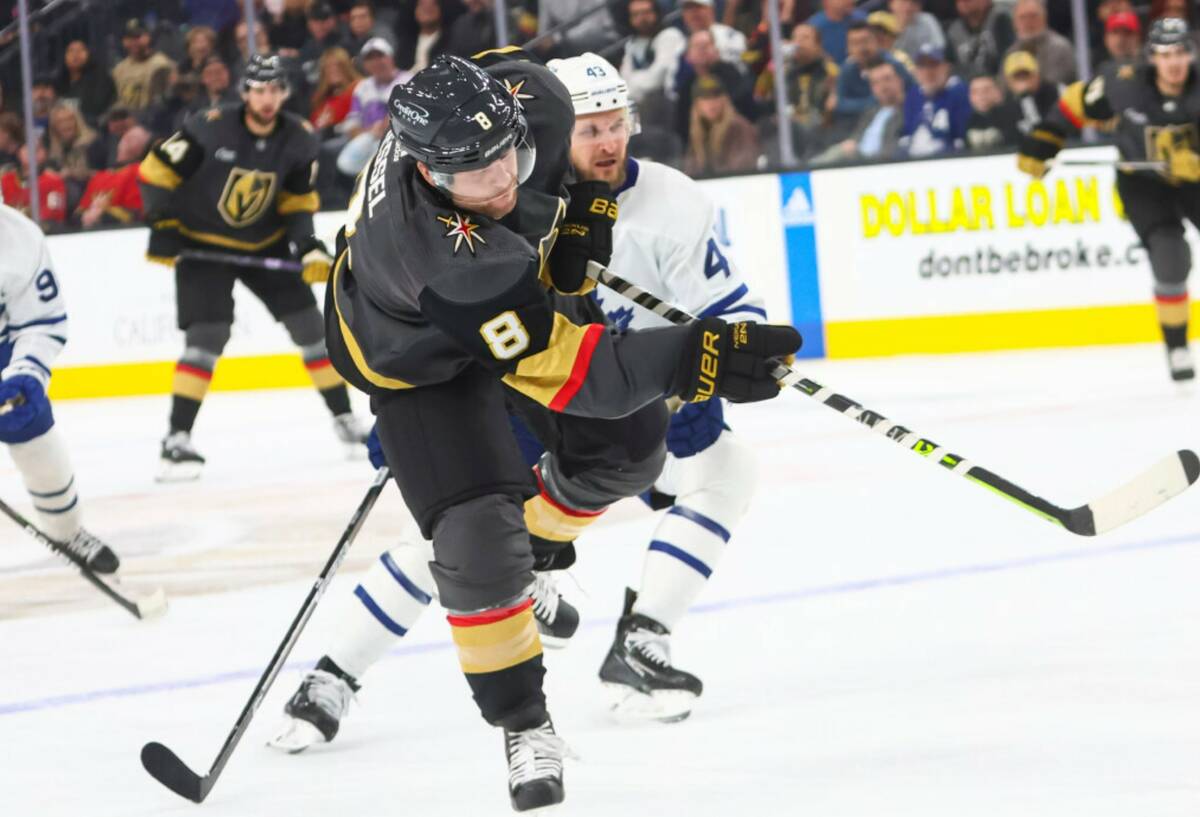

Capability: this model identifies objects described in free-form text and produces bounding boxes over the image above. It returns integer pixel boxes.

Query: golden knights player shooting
[1019,17,1200,382]
[323,53,801,811]
[137,54,367,480]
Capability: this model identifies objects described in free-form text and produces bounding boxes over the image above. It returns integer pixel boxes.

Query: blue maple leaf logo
[593,292,635,331]
[606,305,635,331]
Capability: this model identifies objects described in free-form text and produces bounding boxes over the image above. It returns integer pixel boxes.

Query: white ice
[2,343,1199,816]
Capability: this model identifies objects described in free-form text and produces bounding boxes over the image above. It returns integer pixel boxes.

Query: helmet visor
[429,132,536,208]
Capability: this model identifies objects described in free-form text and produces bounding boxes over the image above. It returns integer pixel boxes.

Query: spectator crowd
[0,0,1191,232]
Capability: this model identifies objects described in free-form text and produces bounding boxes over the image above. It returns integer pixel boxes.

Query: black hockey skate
[1167,346,1195,382]
[267,657,358,753]
[599,588,703,723]
[530,573,579,649]
[157,431,205,482]
[60,527,120,574]
[504,719,566,812]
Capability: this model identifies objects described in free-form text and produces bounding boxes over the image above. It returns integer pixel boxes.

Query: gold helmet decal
[218,167,278,227]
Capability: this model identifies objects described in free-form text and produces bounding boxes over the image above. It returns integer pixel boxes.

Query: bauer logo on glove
[675,319,802,404]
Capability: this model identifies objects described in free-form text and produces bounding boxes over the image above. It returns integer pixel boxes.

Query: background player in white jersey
[0,203,120,572]
[549,52,765,721]
[267,53,766,749]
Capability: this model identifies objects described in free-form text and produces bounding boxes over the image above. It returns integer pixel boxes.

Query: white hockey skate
[268,663,357,753]
[1167,346,1195,382]
[157,431,204,482]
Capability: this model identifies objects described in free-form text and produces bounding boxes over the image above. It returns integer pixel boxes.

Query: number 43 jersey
[0,203,68,386]
[592,158,767,333]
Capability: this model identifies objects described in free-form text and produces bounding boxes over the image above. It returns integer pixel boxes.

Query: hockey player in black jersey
[138,54,368,480]
[321,54,800,812]
[1018,17,1200,382]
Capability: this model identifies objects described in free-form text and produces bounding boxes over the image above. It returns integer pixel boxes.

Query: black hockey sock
[1163,323,1189,350]
[170,358,214,433]
[169,395,203,434]
[319,384,352,416]
[315,655,361,692]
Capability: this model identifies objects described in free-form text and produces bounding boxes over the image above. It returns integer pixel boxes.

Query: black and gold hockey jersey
[1040,63,1200,179]
[326,56,688,417]
[138,103,320,257]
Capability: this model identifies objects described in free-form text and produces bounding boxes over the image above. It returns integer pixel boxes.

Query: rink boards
[44,147,1199,400]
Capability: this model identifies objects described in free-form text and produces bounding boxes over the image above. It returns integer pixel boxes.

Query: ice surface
[2,344,1199,816]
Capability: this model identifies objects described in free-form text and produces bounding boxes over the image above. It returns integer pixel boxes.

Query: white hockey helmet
[548,52,631,117]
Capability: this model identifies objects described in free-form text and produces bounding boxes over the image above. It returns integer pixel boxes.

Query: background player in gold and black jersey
[138,54,368,480]
[1019,17,1200,382]
[325,54,800,811]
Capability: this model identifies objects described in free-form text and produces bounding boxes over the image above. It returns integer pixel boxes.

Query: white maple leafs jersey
[592,158,766,331]
[0,203,68,388]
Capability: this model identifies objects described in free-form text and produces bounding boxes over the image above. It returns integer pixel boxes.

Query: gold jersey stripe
[330,249,416,391]
[277,189,320,215]
[501,312,591,406]
[137,152,183,190]
[165,222,288,251]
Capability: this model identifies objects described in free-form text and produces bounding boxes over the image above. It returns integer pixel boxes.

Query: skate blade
[538,632,571,650]
[266,718,327,754]
[601,683,697,724]
[155,460,203,483]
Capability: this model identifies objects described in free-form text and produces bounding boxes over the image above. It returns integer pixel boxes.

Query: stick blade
[135,587,169,620]
[141,741,208,803]
[1069,450,1200,536]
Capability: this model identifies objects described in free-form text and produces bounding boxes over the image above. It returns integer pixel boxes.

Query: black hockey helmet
[242,54,289,93]
[1149,17,1193,52]
[388,54,535,193]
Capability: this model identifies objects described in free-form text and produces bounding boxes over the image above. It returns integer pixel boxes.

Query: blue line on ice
[2,530,1197,717]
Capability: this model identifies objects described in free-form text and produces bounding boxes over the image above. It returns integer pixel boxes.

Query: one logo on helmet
[217,167,277,227]
[437,212,488,255]
[392,100,430,127]
[503,78,535,109]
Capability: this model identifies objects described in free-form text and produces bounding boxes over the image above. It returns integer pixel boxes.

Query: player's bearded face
[244,83,286,125]
[443,148,521,219]
[570,110,632,188]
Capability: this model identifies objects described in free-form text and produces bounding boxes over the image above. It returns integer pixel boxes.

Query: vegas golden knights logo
[218,167,277,228]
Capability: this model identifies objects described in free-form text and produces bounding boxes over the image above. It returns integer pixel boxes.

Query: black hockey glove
[546,181,618,295]
[292,235,334,284]
[1016,125,1065,180]
[673,318,802,404]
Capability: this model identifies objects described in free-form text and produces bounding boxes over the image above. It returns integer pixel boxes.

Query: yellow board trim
[47,303,1200,401]
[48,354,317,400]
[825,302,1200,358]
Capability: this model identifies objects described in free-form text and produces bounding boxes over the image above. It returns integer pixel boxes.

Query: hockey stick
[0,394,166,618]
[587,264,1199,536]
[140,466,391,803]
[178,249,303,273]
[0,495,167,619]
